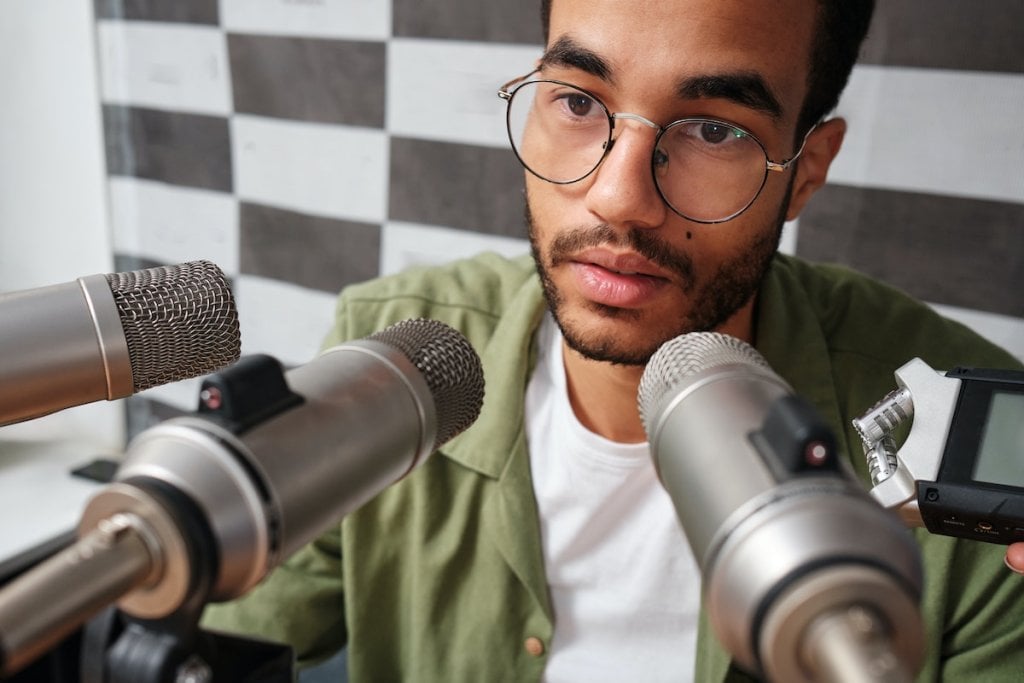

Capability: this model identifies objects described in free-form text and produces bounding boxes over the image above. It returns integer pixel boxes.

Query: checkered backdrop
[91,0,1024,433]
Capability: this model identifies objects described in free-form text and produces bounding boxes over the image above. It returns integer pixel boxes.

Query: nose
[584,117,668,231]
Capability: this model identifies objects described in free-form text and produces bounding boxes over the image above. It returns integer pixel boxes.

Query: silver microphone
[0,318,484,677]
[638,332,924,683]
[0,260,241,427]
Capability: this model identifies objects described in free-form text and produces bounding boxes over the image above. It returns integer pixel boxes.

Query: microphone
[0,318,484,677]
[0,260,241,427]
[637,332,924,683]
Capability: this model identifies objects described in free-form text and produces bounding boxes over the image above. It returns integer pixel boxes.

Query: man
[203,0,1024,680]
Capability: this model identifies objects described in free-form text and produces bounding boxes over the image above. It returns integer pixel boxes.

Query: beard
[527,190,790,366]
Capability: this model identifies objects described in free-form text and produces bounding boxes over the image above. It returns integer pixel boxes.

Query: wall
[0,0,122,450]
[10,1,1022,435]
[799,1,1024,358]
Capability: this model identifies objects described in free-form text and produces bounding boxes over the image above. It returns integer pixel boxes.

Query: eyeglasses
[498,71,811,224]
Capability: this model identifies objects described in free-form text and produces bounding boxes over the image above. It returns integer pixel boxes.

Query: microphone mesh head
[368,318,485,449]
[106,261,241,392]
[638,331,771,430]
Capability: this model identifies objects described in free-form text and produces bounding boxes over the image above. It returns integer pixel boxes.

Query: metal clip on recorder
[854,359,1024,544]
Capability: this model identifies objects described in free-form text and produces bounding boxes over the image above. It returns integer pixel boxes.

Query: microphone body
[638,332,924,683]
[0,318,484,676]
[0,261,241,427]
[112,320,483,603]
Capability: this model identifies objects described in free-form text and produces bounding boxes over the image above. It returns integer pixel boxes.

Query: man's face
[528,0,818,365]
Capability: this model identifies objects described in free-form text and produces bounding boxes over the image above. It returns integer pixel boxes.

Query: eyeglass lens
[505,80,772,223]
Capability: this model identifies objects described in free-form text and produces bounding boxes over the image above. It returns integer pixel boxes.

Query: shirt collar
[440,273,547,479]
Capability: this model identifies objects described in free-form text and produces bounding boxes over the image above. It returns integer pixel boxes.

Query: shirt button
[524,636,545,657]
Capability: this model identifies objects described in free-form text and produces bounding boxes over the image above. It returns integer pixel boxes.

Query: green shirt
[202,252,1024,681]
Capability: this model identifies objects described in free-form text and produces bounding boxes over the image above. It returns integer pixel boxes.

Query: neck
[562,346,648,442]
[561,300,756,443]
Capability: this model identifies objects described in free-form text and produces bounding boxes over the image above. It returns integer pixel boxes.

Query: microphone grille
[638,331,770,427]
[368,319,485,449]
[106,261,242,392]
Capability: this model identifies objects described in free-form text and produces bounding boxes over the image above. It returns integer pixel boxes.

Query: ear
[785,117,846,220]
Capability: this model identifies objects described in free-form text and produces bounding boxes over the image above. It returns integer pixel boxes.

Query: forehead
[546,0,817,124]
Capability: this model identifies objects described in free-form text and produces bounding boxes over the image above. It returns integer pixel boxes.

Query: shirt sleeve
[200,518,347,669]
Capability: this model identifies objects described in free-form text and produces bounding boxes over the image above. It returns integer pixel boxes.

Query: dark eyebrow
[676,72,784,120]
[539,35,613,83]
[539,37,782,121]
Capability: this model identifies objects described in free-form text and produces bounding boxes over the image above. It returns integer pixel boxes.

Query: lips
[579,250,668,277]
[569,249,671,308]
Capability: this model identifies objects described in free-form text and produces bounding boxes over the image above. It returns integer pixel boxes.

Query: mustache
[547,224,696,288]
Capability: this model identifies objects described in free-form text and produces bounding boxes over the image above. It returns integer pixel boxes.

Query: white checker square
[136,377,204,414]
[108,177,240,274]
[97,20,232,116]
[234,274,340,365]
[232,115,389,224]
[221,0,390,41]
[381,221,529,275]
[779,219,799,256]
[388,38,543,148]
[832,66,1024,204]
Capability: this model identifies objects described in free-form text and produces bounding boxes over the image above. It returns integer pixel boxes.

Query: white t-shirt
[525,313,701,682]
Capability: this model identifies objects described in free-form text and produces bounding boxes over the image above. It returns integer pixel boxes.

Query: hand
[1005,543,1024,574]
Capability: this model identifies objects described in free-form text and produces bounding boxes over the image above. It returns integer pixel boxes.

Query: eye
[700,121,740,144]
[564,92,596,117]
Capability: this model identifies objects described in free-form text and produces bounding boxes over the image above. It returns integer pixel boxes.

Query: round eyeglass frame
[498,72,810,225]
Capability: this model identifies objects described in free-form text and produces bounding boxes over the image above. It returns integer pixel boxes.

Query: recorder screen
[972,391,1024,487]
